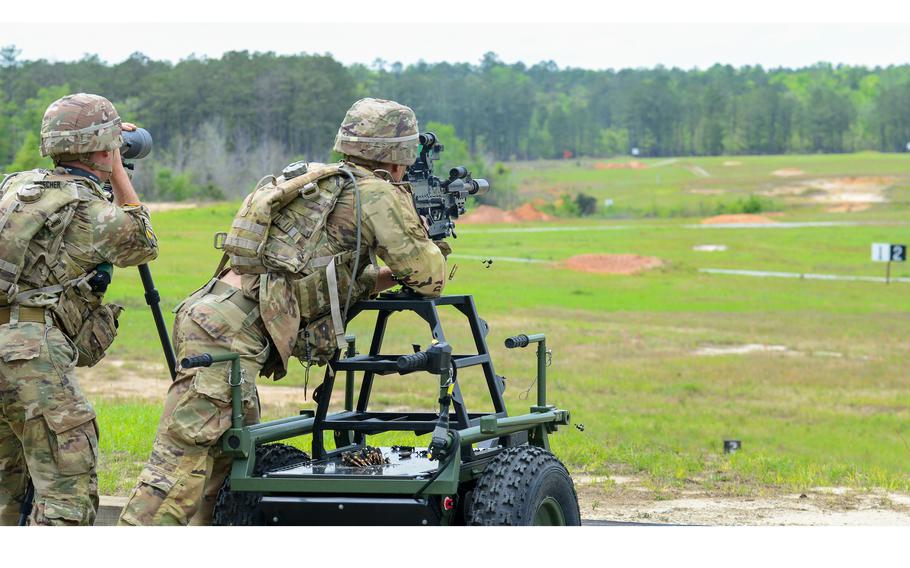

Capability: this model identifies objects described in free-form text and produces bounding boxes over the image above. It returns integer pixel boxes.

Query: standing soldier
[119,97,447,525]
[0,93,158,525]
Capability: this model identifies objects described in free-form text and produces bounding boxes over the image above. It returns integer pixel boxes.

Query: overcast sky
[4,23,910,71]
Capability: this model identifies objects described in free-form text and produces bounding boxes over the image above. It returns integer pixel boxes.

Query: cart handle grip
[181,353,213,369]
[505,333,545,348]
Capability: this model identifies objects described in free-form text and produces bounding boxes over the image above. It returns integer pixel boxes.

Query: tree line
[2,46,910,198]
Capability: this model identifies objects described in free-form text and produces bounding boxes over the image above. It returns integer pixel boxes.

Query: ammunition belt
[0,306,49,325]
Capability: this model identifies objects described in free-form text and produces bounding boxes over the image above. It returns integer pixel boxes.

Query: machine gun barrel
[406,131,491,240]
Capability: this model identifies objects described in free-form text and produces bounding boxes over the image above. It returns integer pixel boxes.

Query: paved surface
[95,496,127,526]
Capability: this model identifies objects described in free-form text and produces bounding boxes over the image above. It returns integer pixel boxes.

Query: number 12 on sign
[871,243,906,284]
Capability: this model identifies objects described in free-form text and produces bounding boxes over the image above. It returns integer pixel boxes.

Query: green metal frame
[213,297,570,498]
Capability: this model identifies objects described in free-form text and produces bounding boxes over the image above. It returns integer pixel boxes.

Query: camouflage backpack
[218,161,374,365]
[0,169,122,367]
[218,161,366,275]
[0,170,85,303]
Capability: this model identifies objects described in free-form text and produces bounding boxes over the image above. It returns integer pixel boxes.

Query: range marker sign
[872,243,906,263]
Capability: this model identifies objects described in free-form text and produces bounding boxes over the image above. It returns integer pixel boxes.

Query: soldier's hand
[434,240,452,259]
[111,146,124,171]
[121,122,138,132]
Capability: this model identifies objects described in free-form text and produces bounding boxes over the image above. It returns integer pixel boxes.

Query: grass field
[90,152,910,498]
[509,152,910,219]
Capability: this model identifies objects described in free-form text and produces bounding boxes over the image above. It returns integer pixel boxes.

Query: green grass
[509,152,910,218]
[91,152,910,496]
[95,402,162,496]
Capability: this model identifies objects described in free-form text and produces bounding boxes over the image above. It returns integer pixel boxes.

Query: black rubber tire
[212,443,310,526]
[467,445,580,526]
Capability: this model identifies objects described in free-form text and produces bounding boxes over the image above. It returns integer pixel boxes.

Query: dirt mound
[723,160,742,166]
[511,203,554,221]
[701,214,776,225]
[772,168,805,177]
[764,176,893,205]
[563,254,663,275]
[460,205,517,224]
[593,161,647,170]
[461,204,553,224]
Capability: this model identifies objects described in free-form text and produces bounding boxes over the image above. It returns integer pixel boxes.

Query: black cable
[413,430,461,499]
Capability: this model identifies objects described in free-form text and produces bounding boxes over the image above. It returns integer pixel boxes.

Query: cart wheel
[212,443,310,526]
[467,445,580,526]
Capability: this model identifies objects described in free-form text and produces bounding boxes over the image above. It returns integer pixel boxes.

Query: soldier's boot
[0,420,29,525]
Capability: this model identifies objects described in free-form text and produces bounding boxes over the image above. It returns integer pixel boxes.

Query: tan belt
[0,306,48,325]
[208,280,259,314]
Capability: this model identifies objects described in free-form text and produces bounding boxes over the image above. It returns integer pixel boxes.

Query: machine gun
[406,132,490,240]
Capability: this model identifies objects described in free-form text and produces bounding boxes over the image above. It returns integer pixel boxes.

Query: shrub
[574,192,597,216]
[714,194,777,215]
[155,167,198,201]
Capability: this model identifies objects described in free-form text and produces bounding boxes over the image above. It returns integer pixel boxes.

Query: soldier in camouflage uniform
[119,97,447,525]
[0,93,158,525]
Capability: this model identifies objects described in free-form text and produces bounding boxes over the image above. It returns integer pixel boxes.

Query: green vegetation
[5,47,910,199]
[91,153,910,497]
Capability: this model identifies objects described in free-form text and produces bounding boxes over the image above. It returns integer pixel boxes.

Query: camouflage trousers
[0,322,99,526]
[119,280,269,526]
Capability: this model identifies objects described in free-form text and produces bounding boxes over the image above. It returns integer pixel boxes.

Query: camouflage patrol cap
[40,93,123,158]
[333,98,419,166]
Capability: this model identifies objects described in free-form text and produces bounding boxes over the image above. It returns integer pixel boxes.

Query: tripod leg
[138,264,177,381]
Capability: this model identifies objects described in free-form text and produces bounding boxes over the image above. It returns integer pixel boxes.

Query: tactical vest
[219,161,371,360]
[0,169,122,366]
[0,170,86,304]
[220,161,365,274]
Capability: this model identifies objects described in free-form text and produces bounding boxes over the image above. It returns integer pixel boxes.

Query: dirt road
[575,476,910,526]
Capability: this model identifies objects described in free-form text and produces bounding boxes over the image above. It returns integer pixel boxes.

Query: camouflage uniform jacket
[0,167,159,312]
[0,168,157,525]
[249,162,446,375]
